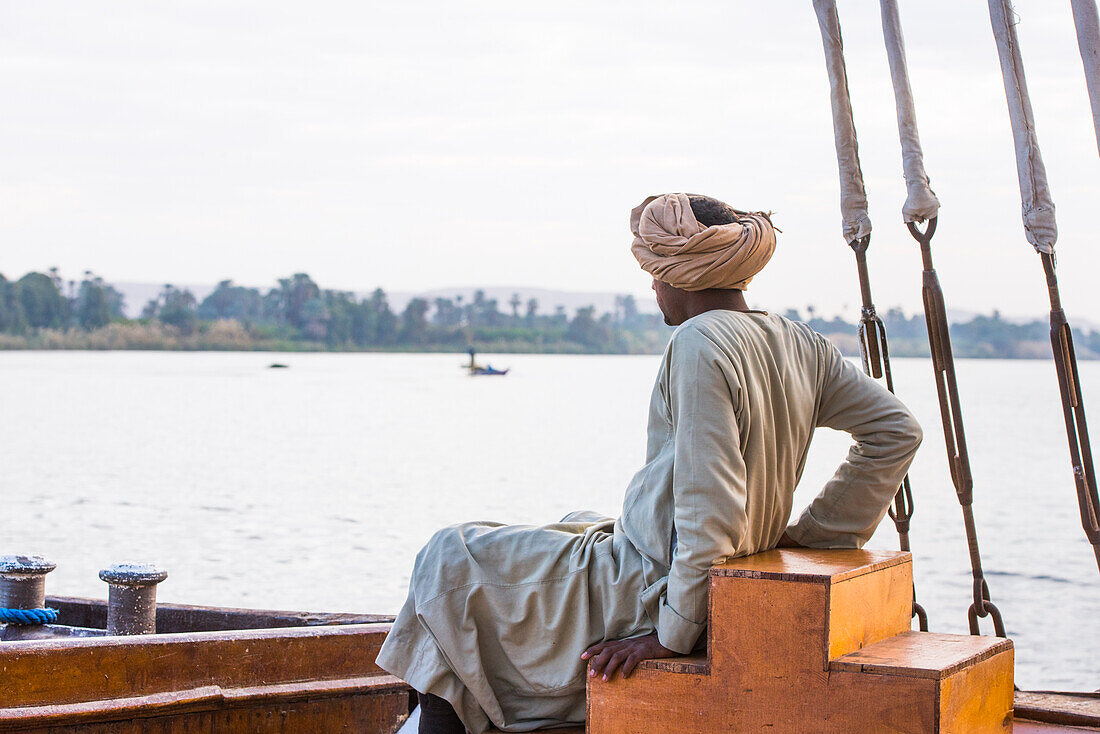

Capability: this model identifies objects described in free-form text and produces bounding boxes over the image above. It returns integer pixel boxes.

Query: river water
[1,351,1097,690]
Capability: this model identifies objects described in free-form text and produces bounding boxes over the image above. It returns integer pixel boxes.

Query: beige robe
[376,310,922,733]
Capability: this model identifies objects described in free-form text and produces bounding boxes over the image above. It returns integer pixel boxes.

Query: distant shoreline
[2,271,1097,360]
[1,326,1093,360]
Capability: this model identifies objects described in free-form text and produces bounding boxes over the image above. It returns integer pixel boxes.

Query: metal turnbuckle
[908,216,1005,637]
[847,233,926,630]
[1041,253,1100,573]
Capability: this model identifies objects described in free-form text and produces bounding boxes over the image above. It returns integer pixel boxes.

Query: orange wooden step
[831,631,1014,732]
[831,630,1012,679]
[588,548,1014,734]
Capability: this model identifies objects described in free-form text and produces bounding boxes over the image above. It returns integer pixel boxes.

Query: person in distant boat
[377,193,923,734]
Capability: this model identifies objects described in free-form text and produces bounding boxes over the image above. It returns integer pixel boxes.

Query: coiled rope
[0,607,59,625]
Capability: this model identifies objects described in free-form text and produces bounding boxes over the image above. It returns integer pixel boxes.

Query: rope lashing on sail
[992,0,1100,574]
[879,0,1005,638]
[0,607,58,625]
[812,0,927,631]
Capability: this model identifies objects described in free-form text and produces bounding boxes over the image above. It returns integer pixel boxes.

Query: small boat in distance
[465,348,509,377]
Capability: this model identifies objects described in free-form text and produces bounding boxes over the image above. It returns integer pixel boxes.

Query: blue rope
[0,607,58,625]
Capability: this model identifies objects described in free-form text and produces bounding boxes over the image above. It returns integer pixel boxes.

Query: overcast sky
[2,1,1099,321]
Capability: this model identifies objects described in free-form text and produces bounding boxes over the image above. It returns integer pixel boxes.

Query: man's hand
[581,632,678,681]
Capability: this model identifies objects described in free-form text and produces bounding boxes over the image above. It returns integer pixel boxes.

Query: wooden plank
[0,623,393,708]
[711,548,910,583]
[825,669,939,733]
[830,631,1014,680]
[0,692,411,734]
[939,649,1014,733]
[1014,721,1100,733]
[708,574,830,674]
[1016,691,1100,728]
[0,676,409,728]
[46,596,394,633]
[826,559,912,661]
[587,666,719,734]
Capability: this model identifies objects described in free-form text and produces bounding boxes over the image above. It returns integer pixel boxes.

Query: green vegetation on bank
[0,271,670,354]
[1,269,1097,358]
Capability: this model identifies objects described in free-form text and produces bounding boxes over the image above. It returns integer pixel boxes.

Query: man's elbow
[899,409,923,453]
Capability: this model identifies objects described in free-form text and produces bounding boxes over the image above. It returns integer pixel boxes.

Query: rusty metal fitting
[99,562,167,635]
[0,555,56,610]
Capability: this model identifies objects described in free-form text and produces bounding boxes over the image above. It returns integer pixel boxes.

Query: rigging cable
[990,0,1100,573]
[812,0,927,631]
[1067,0,1100,572]
[878,0,1005,637]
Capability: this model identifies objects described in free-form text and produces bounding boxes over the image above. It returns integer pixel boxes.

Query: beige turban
[630,193,777,291]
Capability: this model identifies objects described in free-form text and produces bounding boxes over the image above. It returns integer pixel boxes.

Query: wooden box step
[831,630,1012,679]
[588,548,1015,733]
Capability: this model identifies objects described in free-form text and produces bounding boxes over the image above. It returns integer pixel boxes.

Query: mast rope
[991,0,1100,573]
[878,0,1006,637]
[812,0,927,631]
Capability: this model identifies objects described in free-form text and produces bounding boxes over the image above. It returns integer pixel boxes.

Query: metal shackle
[99,562,167,635]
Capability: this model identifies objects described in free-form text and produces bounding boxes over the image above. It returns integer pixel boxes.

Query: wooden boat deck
[1016,691,1100,731]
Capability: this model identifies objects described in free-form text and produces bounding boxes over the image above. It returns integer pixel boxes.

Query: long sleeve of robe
[617,312,922,654]
[377,310,923,731]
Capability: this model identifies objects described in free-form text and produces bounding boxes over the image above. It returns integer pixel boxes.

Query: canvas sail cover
[1071,0,1100,157]
[879,0,940,224]
[813,0,872,243]
[987,0,1058,254]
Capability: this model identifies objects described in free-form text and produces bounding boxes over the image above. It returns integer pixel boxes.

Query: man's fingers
[580,642,605,660]
[601,650,630,681]
[587,646,617,677]
[622,652,642,678]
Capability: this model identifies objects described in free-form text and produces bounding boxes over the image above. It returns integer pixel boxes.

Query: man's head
[685,194,741,228]
[629,193,777,324]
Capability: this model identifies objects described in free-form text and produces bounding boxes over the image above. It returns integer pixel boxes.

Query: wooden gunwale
[46,595,394,632]
[0,675,408,730]
[1015,691,1100,729]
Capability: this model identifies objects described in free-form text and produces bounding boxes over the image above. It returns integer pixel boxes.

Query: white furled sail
[1071,0,1100,156]
[986,0,1057,254]
[812,0,872,244]
[879,0,940,224]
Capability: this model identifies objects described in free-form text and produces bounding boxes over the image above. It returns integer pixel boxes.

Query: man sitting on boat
[377,193,924,734]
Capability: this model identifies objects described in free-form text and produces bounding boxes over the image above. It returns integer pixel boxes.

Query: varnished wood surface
[711,548,911,582]
[588,548,1014,733]
[484,728,584,733]
[940,648,1015,733]
[1016,691,1100,728]
[1014,721,1100,733]
[47,595,394,633]
[0,676,408,728]
[0,623,396,708]
[3,692,411,734]
[826,560,912,662]
[831,630,1014,679]
[0,622,412,733]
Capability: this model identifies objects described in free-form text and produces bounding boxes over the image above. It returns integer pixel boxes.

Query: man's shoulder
[669,311,831,360]
[674,310,815,340]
